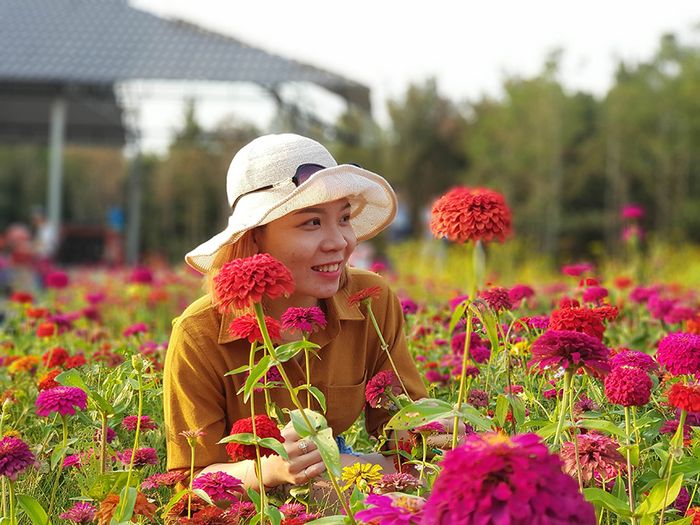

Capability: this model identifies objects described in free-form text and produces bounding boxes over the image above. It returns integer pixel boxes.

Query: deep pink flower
[63,453,82,469]
[192,471,243,503]
[44,270,69,289]
[141,471,188,490]
[227,313,281,344]
[128,266,154,285]
[122,415,157,432]
[479,286,513,312]
[422,433,595,524]
[213,253,295,312]
[94,426,116,444]
[524,315,549,330]
[116,447,158,467]
[400,298,419,316]
[365,370,403,409]
[0,436,35,480]
[123,322,148,337]
[560,433,624,486]
[528,330,610,376]
[665,305,698,325]
[467,389,489,408]
[280,306,326,334]
[604,366,652,406]
[629,285,658,303]
[621,204,645,220]
[509,284,535,306]
[562,262,594,277]
[36,386,87,417]
[59,501,97,524]
[610,349,658,373]
[657,332,700,376]
[356,493,425,525]
[582,286,609,304]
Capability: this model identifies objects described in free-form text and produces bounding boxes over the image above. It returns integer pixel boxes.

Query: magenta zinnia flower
[365,370,403,409]
[35,386,88,417]
[0,436,35,480]
[657,332,700,376]
[59,501,97,524]
[610,349,658,373]
[373,472,423,494]
[528,330,610,376]
[280,306,326,334]
[422,433,596,524]
[116,447,158,467]
[122,415,157,432]
[355,493,425,525]
[142,471,188,490]
[604,366,652,407]
[479,286,513,312]
[560,433,624,486]
[192,471,243,503]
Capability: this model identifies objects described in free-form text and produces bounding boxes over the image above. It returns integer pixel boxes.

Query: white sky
[129,0,700,151]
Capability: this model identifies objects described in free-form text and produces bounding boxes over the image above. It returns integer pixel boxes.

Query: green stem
[419,434,427,494]
[658,409,686,525]
[624,407,638,525]
[365,303,412,401]
[47,414,68,518]
[187,443,195,519]
[553,370,572,447]
[303,335,311,409]
[253,303,355,524]
[569,380,583,492]
[8,480,15,525]
[452,306,473,449]
[248,341,266,522]
[119,366,144,518]
[99,411,108,475]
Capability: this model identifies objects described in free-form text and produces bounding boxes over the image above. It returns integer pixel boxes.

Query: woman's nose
[321,224,349,251]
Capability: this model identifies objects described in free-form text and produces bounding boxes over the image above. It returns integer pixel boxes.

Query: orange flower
[430,186,512,243]
[687,316,700,335]
[348,286,382,307]
[37,369,61,391]
[36,323,56,338]
[7,356,39,374]
[96,492,156,525]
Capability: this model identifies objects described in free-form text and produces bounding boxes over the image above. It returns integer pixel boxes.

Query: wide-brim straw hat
[185,133,397,274]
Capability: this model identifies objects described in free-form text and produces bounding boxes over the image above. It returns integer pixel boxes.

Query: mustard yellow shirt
[164,268,427,471]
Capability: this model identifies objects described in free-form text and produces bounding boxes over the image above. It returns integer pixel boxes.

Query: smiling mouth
[312,263,341,273]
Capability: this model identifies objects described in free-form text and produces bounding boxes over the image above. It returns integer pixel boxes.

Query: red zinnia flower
[116,447,159,467]
[122,415,158,432]
[214,253,295,312]
[227,313,281,344]
[9,291,33,304]
[548,306,608,341]
[479,286,513,312]
[225,415,284,461]
[37,369,62,391]
[528,330,610,376]
[560,433,624,486]
[141,471,188,490]
[348,286,382,307]
[64,354,87,369]
[429,186,512,243]
[668,383,700,413]
[365,370,403,409]
[0,436,35,480]
[36,322,57,338]
[35,386,88,417]
[604,366,652,407]
[41,347,69,368]
[280,306,327,334]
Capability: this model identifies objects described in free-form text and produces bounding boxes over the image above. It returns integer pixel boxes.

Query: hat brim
[185,165,397,274]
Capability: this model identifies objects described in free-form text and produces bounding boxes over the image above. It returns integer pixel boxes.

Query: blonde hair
[205,227,350,318]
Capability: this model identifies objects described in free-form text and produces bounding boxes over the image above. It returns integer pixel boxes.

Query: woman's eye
[303,218,321,226]
[341,214,351,224]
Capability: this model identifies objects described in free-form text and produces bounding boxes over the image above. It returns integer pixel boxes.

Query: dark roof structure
[0,0,371,144]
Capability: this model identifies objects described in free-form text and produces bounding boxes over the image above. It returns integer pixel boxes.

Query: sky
[129,0,700,151]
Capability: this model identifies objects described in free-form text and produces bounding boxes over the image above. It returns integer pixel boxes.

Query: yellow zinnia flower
[341,462,383,492]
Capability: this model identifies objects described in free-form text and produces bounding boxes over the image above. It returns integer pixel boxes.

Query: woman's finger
[292,459,326,485]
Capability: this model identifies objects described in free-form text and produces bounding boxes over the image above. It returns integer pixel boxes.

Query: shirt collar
[217,288,365,345]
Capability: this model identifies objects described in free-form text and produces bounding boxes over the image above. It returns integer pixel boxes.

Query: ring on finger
[298,440,308,455]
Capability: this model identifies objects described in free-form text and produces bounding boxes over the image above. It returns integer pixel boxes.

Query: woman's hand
[419,418,468,449]
[263,421,327,487]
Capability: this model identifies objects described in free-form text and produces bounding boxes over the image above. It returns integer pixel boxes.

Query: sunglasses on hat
[231,162,361,211]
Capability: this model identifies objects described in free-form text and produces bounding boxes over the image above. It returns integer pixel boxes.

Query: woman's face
[254,199,357,307]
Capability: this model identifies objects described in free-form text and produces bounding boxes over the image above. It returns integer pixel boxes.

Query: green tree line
[1,32,698,262]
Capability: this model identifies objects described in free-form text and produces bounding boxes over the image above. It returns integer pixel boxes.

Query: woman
[164,134,441,492]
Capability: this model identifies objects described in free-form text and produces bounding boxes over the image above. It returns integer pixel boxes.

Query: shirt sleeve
[364,286,428,436]
[163,319,231,471]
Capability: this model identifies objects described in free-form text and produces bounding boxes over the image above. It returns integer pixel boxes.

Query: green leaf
[246,487,261,510]
[191,489,214,506]
[577,418,626,438]
[448,300,468,336]
[582,487,631,517]
[457,404,494,431]
[308,386,327,413]
[636,473,684,516]
[224,364,251,376]
[289,409,328,436]
[56,369,113,414]
[618,444,640,467]
[0,517,10,525]
[258,437,289,459]
[472,304,500,352]
[507,394,526,425]
[275,340,320,363]
[16,494,51,525]
[384,398,454,431]
[218,432,258,445]
[243,355,272,401]
[50,444,68,470]
[267,504,283,525]
[310,427,342,478]
[111,486,137,523]
[666,517,694,525]
[161,489,189,516]
[495,395,509,427]
[536,421,570,440]
[304,516,348,525]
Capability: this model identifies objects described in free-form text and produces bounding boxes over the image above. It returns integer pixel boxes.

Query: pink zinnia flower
[560,433,624,486]
[0,436,35,480]
[213,253,295,312]
[400,298,419,316]
[123,322,148,337]
[116,447,158,467]
[355,493,425,525]
[192,471,243,503]
[562,262,594,277]
[36,386,87,417]
[657,332,700,376]
[127,266,154,285]
[280,306,327,334]
[422,433,595,524]
[528,330,610,376]
[122,415,157,432]
[621,204,645,220]
[479,286,513,312]
[141,470,188,490]
[365,370,403,409]
[44,270,69,289]
[509,284,535,306]
[582,285,608,304]
[59,501,97,524]
[610,349,658,373]
[227,313,281,344]
[605,366,652,406]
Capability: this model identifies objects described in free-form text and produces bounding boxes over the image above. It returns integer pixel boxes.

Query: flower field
[2,200,700,523]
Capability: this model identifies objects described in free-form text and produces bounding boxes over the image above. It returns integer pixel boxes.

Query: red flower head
[227,313,281,344]
[9,292,33,304]
[44,270,69,289]
[225,415,284,461]
[429,186,512,243]
[213,253,295,312]
[548,306,609,341]
[365,370,403,409]
[37,369,61,391]
[348,286,382,307]
[280,306,327,334]
[122,415,158,432]
[116,447,159,467]
[479,286,513,312]
[668,383,700,413]
[560,433,624,486]
[528,330,610,376]
[604,366,652,407]
[41,347,69,368]
[64,354,87,369]
[36,322,57,338]
[141,471,188,490]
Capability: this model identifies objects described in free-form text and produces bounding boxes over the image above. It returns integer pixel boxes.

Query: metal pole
[47,97,67,243]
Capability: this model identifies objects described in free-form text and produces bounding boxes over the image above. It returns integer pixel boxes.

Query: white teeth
[314,263,340,273]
